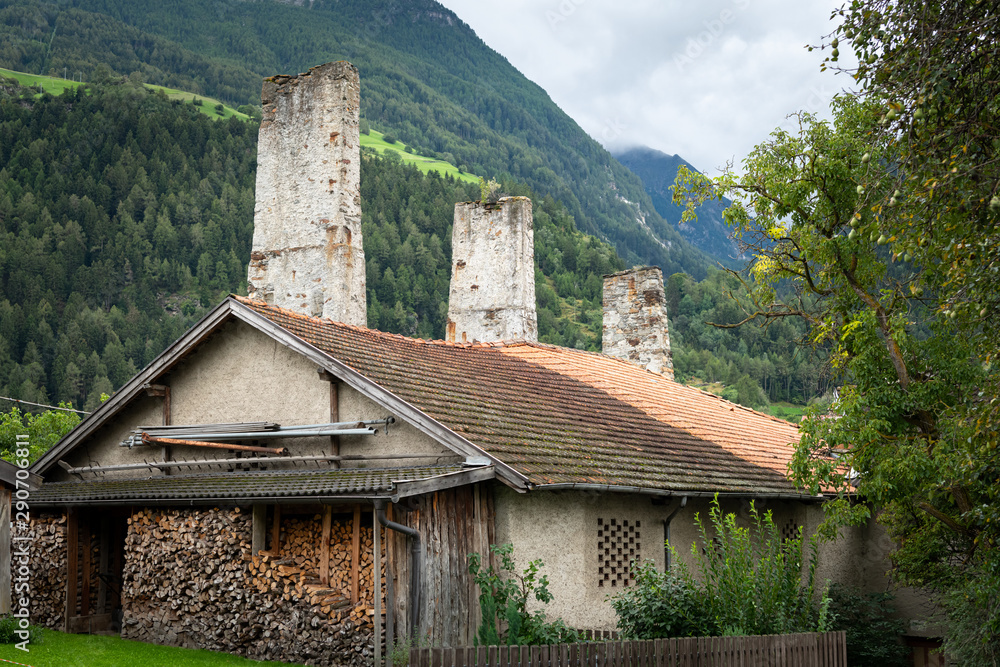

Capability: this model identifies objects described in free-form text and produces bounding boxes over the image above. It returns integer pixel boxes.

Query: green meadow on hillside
[0,67,247,121]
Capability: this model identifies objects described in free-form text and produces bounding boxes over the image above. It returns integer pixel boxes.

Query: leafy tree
[0,406,80,463]
[827,584,909,667]
[674,91,999,658]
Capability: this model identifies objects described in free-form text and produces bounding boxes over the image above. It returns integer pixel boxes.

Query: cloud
[437,0,851,174]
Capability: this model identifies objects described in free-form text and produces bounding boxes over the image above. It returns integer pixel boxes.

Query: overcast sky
[436,0,853,175]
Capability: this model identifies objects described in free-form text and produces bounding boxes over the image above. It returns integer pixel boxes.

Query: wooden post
[79,515,90,617]
[319,370,341,468]
[271,505,282,554]
[351,504,361,604]
[320,506,332,585]
[374,507,381,667]
[97,517,110,613]
[144,384,171,473]
[0,488,10,614]
[385,503,394,661]
[65,507,78,629]
[252,504,266,555]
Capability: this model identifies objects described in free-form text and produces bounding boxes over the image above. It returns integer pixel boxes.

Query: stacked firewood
[120,507,380,667]
[13,513,68,629]
[248,515,386,632]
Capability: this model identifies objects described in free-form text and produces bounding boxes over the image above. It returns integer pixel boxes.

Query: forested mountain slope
[615,147,742,264]
[0,78,623,410]
[0,0,715,277]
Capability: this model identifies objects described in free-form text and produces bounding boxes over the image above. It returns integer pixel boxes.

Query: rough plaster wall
[602,267,674,379]
[494,487,673,630]
[447,197,537,343]
[57,320,330,479]
[248,61,366,325]
[55,320,462,480]
[335,383,458,467]
[494,490,922,632]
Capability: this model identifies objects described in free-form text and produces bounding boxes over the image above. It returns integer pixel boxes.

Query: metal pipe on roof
[375,500,421,639]
[141,434,288,455]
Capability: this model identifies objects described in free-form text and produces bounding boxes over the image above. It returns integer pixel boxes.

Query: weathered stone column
[602,267,674,379]
[447,197,537,343]
[248,61,367,325]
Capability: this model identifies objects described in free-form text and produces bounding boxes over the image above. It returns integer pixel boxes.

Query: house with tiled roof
[20,61,921,666]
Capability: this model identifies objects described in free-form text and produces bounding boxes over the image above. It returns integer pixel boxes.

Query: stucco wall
[495,488,930,633]
[54,319,455,481]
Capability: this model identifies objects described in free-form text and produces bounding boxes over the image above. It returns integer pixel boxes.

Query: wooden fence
[408,631,847,666]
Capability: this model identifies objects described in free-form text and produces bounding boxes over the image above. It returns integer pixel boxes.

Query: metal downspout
[663,496,687,571]
[374,500,421,638]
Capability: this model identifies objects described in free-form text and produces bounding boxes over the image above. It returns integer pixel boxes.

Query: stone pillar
[602,267,674,379]
[447,197,537,343]
[248,61,367,325]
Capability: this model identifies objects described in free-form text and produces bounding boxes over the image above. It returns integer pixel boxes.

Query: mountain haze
[0,0,712,279]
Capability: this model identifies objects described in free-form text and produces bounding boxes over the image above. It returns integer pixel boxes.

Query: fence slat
[408,631,848,667]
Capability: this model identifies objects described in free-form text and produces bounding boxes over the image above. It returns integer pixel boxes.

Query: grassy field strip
[1,68,472,178]
[0,68,247,121]
[361,129,479,184]
[0,629,303,667]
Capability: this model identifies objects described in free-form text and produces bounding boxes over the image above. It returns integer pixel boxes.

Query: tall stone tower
[602,267,674,379]
[447,197,537,343]
[247,61,366,325]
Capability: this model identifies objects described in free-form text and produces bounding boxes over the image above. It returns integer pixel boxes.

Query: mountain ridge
[615,146,743,266]
[0,0,714,277]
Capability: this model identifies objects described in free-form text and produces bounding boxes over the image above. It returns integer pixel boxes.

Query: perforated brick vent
[781,518,800,542]
[597,518,640,587]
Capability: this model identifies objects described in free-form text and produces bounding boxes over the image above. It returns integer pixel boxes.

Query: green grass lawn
[360,129,479,184]
[766,401,808,423]
[0,629,303,667]
[0,68,248,122]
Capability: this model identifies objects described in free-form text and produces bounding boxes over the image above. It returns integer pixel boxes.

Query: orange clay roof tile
[236,296,807,496]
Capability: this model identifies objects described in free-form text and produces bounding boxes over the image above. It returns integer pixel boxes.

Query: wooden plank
[351,504,361,604]
[271,504,282,554]
[328,376,341,468]
[374,509,382,667]
[97,516,110,613]
[66,613,112,634]
[493,645,502,667]
[65,507,78,628]
[432,647,444,667]
[0,489,10,615]
[320,506,332,585]
[79,514,90,617]
[252,504,266,555]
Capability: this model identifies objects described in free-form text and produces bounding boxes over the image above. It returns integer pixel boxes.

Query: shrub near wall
[122,507,379,667]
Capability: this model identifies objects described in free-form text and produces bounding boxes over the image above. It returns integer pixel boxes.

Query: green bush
[382,133,396,144]
[690,497,829,636]
[611,496,830,639]
[0,615,43,644]
[468,543,578,646]
[610,560,716,639]
[827,584,908,667]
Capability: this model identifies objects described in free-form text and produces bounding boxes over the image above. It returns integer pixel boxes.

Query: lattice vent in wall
[597,518,640,587]
[781,517,801,542]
